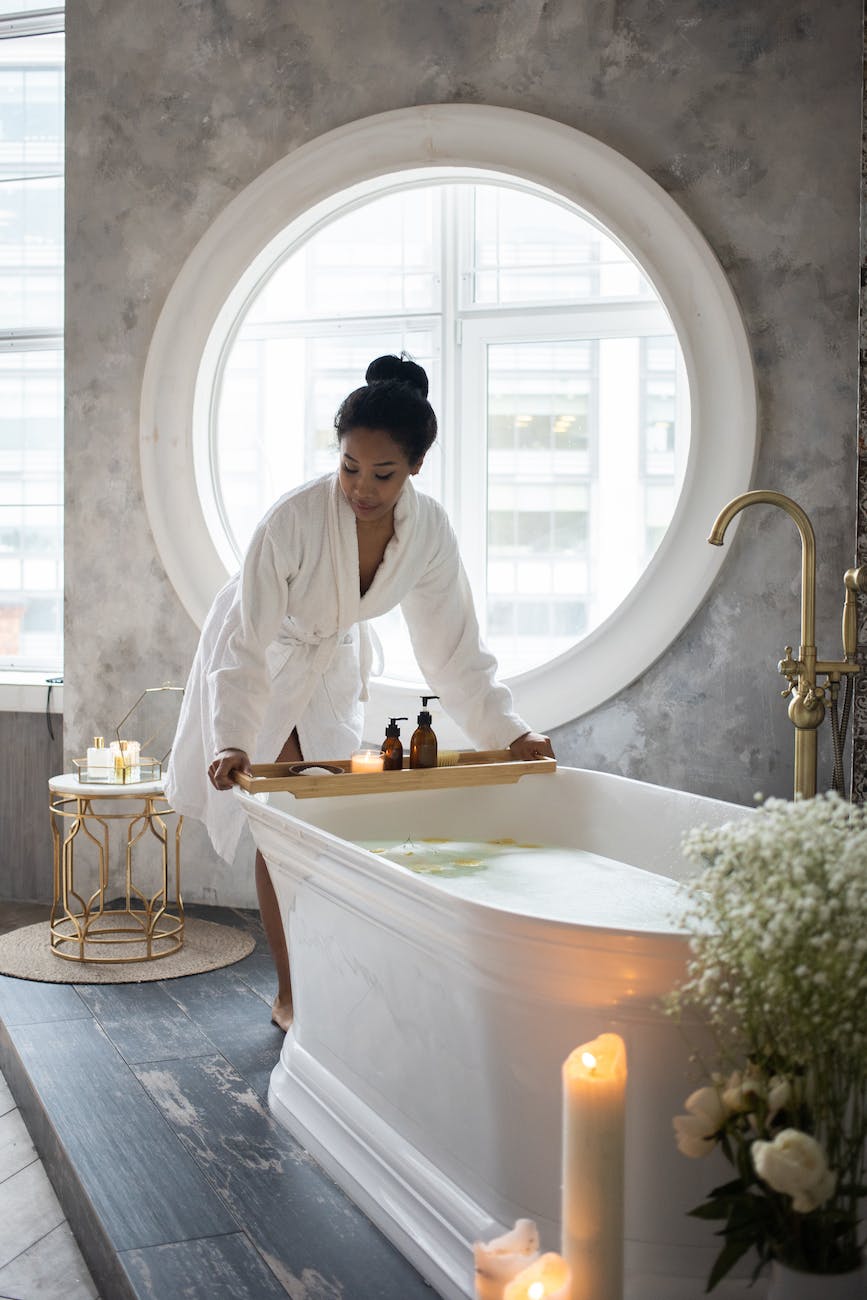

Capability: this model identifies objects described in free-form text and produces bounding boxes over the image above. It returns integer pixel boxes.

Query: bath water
[356,837,688,931]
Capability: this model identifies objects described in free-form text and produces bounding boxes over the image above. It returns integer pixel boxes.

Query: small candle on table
[562,1031,627,1300]
[350,749,385,774]
[503,1253,572,1300]
[474,1219,539,1300]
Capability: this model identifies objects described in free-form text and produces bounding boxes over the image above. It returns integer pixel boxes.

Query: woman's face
[338,427,422,525]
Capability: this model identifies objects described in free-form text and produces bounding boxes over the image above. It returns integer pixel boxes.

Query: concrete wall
[66,0,862,904]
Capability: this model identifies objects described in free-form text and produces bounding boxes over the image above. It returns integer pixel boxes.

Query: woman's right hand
[208,748,252,791]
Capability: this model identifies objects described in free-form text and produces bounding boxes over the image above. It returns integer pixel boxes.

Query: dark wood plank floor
[0,902,437,1300]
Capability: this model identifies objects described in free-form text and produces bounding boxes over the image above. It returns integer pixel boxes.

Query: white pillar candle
[474,1219,540,1300]
[349,749,384,774]
[503,1252,572,1300]
[562,1032,627,1300]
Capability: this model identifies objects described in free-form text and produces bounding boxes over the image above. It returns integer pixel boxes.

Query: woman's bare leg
[256,730,302,1030]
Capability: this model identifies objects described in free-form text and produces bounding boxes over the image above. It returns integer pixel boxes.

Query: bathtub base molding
[269,1034,497,1300]
[269,1037,765,1300]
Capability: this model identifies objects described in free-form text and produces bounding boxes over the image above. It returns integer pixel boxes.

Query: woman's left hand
[509,731,555,761]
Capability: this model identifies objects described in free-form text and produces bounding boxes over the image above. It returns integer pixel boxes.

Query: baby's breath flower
[664,793,867,1280]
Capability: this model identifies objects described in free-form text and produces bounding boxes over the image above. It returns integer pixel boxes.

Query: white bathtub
[237,767,761,1300]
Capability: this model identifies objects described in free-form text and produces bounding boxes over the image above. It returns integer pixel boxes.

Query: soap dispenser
[382,717,408,771]
[409,696,439,769]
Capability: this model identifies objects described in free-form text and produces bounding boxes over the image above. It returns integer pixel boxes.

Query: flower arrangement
[665,793,867,1292]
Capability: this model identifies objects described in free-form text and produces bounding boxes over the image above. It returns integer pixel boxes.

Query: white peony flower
[722,1067,766,1114]
[792,1167,837,1215]
[673,1087,727,1157]
[751,1129,837,1213]
[766,1075,791,1121]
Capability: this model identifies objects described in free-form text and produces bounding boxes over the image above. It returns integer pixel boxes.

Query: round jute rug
[0,918,256,984]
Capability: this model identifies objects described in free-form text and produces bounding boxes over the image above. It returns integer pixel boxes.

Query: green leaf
[750,1255,767,1283]
[737,1195,773,1225]
[735,1142,757,1188]
[716,1219,762,1247]
[708,1178,745,1198]
[689,1201,733,1221]
[706,1237,754,1292]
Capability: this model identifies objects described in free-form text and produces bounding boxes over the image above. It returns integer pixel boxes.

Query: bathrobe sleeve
[209,513,298,759]
[400,508,530,750]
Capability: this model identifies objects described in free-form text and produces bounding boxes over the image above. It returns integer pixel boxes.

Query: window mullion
[448,186,488,629]
[440,186,459,524]
[0,329,63,350]
[0,10,64,39]
[236,313,439,342]
[457,300,671,333]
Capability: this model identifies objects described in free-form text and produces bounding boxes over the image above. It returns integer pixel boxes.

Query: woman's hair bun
[336,353,437,461]
[365,353,429,398]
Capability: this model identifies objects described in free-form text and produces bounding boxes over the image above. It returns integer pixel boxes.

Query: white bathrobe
[164,472,529,862]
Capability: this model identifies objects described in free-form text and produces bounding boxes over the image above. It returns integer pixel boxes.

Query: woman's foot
[271,991,294,1031]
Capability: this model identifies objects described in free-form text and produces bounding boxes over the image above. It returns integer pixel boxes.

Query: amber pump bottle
[382,717,408,771]
[409,696,439,769]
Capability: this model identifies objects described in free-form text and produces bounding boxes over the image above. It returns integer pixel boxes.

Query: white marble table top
[49,773,166,798]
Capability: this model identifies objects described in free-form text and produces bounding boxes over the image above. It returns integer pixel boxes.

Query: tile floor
[0,1067,99,1300]
[0,896,98,1300]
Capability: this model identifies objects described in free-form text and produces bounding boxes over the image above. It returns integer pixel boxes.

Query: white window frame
[0,5,65,708]
[141,105,756,741]
[458,302,676,628]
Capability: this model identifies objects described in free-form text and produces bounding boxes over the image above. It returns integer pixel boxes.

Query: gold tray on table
[231,749,556,799]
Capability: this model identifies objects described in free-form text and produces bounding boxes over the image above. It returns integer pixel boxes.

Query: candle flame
[564,1033,627,1086]
[528,1284,545,1300]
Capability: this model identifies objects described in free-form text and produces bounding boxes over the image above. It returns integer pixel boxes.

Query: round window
[211,172,688,684]
[142,106,755,739]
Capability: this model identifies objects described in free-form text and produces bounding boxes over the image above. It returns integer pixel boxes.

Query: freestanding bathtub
[236,767,759,1300]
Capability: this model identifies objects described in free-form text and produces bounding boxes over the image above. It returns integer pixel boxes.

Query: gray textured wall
[65,0,863,904]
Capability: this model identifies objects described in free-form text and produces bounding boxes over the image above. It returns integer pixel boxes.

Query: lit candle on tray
[503,1253,572,1300]
[474,1219,539,1300]
[350,749,385,774]
[562,1032,627,1300]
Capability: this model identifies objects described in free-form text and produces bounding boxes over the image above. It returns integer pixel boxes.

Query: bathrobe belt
[271,618,383,702]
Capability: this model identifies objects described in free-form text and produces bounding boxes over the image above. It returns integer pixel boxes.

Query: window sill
[0,673,63,714]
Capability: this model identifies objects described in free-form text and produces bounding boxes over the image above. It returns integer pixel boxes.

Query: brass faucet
[708,490,866,799]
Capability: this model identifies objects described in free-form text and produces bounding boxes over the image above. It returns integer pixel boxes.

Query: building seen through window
[0,5,64,672]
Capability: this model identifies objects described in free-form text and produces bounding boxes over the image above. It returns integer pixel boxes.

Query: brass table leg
[48,789,185,964]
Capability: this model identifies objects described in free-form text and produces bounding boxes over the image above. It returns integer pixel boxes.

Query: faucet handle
[778,645,801,697]
[778,645,800,674]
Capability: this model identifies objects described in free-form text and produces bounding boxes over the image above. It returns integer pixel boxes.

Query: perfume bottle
[86,736,113,779]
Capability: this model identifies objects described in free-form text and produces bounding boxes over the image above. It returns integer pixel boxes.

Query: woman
[166,355,554,1029]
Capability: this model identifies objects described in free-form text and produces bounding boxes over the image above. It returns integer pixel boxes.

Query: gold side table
[48,774,184,963]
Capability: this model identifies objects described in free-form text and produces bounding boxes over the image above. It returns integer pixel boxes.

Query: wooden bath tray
[232,750,556,798]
